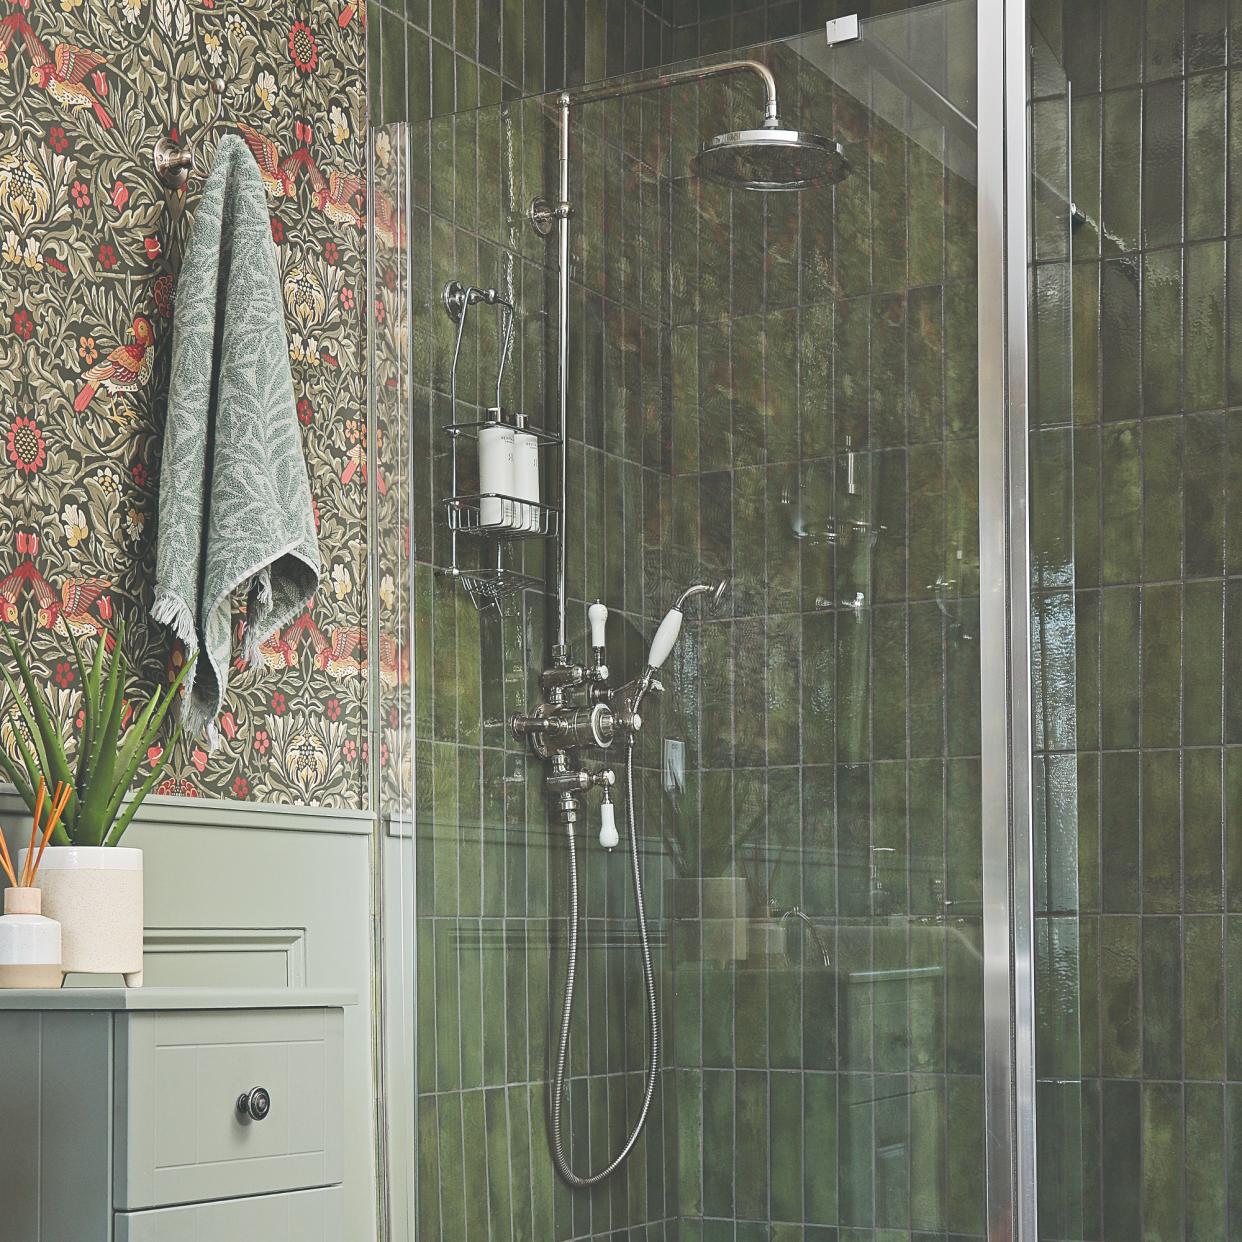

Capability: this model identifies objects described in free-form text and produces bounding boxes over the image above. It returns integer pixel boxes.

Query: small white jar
[0,886,63,989]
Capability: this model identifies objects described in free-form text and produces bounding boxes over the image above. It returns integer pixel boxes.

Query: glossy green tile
[1143,915,1183,1076]
[1186,1082,1227,1240]
[1099,915,1143,1076]
[1142,79,1185,249]
[1185,749,1225,912]
[1188,71,1228,238]
[1143,1083,1186,1241]
[1142,584,1182,750]
[944,1076,984,1236]
[1186,240,1227,412]
[1101,751,1141,913]
[1102,90,1142,253]
[1100,587,1141,747]
[1102,1080,1141,1238]
[1100,423,1141,582]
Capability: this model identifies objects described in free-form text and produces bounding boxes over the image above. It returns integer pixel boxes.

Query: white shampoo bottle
[478,414,515,529]
[512,413,541,532]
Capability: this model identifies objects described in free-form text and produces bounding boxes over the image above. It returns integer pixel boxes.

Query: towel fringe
[151,589,202,701]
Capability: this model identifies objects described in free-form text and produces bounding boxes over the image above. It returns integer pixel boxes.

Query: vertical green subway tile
[1146,0,1187,78]
[1102,90,1142,253]
[1187,70,1227,238]
[1183,582,1224,745]
[1099,587,1140,747]
[1142,1083,1186,1242]
[1141,584,1182,750]
[1099,424,1141,582]
[437,1091,467,1240]
[1186,916,1226,1079]
[944,1075,984,1236]
[734,1070,768,1220]
[1185,748,1225,912]
[1227,918,1242,1082]
[1186,240,1227,412]
[701,1069,734,1220]
[1187,1082,1227,1241]
[1101,751,1141,912]
[1141,78,1185,250]
[1142,915,1183,1077]
[1100,914,1142,1076]
[1141,418,1182,581]
[1100,258,1142,420]
[1182,412,1222,576]
[1102,1079,1141,1239]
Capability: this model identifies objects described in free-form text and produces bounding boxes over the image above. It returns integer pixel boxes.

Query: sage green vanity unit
[0,987,353,1241]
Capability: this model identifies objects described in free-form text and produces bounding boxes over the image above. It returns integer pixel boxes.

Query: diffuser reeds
[0,778,72,891]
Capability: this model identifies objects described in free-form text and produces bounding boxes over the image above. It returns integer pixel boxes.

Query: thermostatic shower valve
[512,600,638,829]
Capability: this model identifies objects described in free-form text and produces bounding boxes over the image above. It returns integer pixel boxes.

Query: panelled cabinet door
[115,1008,345,1210]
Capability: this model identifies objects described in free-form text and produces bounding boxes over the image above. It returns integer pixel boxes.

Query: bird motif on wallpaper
[306,162,365,232]
[35,576,113,644]
[371,187,406,250]
[0,7,43,76]
[315,625,365,679]
[235,122,297,199]
[73,315,155,423]
[376,634,408,688]
[29,41,113,130]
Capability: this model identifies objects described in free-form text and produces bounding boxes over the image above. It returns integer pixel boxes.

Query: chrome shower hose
[549,728,659,1187]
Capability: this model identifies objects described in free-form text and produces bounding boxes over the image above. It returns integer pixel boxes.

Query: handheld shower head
[646,579,730,672]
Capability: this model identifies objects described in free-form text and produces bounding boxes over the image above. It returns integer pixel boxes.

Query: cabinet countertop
[0,987,356,1011]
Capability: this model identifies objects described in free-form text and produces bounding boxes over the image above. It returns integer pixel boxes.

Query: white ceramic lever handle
[646,607,683,671]
[588,600,608,650]
[599,798,619,851]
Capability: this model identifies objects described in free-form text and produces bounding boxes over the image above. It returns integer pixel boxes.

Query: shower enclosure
[369,0,1079,1236]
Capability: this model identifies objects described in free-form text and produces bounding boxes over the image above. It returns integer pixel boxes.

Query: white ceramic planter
[18,847,144,986]
[0,886,63,988]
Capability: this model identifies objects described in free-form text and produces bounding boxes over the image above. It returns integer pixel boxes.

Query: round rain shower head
[691,121,848,191]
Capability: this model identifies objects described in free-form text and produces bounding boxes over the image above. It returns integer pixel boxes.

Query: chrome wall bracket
[528,197,571,237]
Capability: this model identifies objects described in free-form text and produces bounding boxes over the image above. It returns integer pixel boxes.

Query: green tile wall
[373,4,987,1240]
[1030,1,1242,1238]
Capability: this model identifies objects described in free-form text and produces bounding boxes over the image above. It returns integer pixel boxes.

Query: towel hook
[155,77,226,189]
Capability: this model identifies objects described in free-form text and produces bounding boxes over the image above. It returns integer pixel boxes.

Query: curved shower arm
[570,58,781,125]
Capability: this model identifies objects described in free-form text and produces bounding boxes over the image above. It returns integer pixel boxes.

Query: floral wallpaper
[0,0,371,808]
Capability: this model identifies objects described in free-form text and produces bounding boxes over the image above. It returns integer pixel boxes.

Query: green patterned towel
[153,134,320,746]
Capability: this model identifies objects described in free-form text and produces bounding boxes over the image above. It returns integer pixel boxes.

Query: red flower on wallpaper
[342,738,357,762]
[70,179,90,208]
[98,243,116,269]
[297,397,313,425]
[53,662,74,688]
[288,21,319,72]
[46,126,68,153]
[253,729,271,754]
[6,417,46,474]
[232,776,250,799]
[270,691,287,715]
[323,240,339,265]
[325,696,341,721]
[131,461,147,486]
[12,308,33,339]
[270,216,284,244]
[339,287,354,311]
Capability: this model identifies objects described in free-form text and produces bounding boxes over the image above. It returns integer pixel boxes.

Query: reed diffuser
[0,778,69,988]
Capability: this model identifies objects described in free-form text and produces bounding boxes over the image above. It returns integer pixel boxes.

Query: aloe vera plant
[0,621,194,847]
